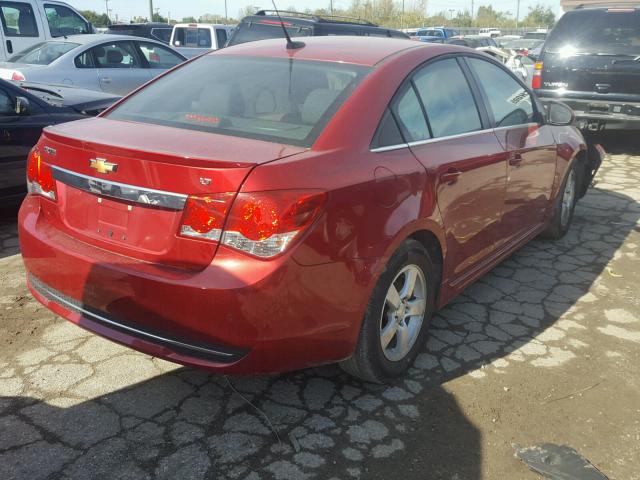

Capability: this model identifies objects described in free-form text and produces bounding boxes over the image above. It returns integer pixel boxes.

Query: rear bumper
[536,90,640,130]
[19,195,374,375]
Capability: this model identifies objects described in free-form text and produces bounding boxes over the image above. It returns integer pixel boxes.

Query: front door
[0,1,43,58]
[466,57,557,239]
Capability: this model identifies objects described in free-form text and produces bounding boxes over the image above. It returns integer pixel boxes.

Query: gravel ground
[0,133,639,480]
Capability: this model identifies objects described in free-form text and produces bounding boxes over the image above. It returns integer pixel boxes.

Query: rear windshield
[8,41,79,64]
[227,21,312,46]
[173,27,212,48]
[107,55,370,147]
[545,9,640,55]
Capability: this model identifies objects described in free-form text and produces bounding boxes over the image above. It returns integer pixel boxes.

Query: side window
[0,2,39,37]
[74,50,94,68]
[151,27,172,44]
[372,109,404,148]
[137,41,183,69]
[44,4,89,37]
[413,58,482,138]
[392,85,430,142]
[183,28,212,48]
[467,58,534,127]
[215,28,228,47]
[365,29,390,37]
[93,42,141,69]
[0,89,13,114]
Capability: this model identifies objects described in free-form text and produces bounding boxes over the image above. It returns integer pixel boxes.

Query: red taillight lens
[222,191,326,258]
[532,62,543,90]
[11,71,25,81]
[179,193,235,241]
[26,148,57,200]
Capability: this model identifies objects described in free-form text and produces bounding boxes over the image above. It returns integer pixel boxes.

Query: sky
[79,0,561,23]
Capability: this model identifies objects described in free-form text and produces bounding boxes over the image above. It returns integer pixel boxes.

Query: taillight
[11,71,25,81]
[179,190,326,258]
[179,193,235,241]
[222,191,326,258]
[532,62,543,90]
[26,148,56,200]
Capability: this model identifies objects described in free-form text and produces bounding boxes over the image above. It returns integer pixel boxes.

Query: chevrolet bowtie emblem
[90,158,118,174]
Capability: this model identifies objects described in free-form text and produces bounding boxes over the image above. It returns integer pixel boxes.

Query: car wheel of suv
[543,162,578,239]
[340,239,436,383]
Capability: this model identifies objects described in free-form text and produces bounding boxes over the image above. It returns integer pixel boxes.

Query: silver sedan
[0,35,187,96]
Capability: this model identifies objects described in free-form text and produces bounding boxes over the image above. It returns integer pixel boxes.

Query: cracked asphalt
[1,133,639,480]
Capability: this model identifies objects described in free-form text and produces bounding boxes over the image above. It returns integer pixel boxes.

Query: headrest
[106,50,124,64]
[301,89,340,125]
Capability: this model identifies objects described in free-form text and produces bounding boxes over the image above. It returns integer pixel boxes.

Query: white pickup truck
[169,23,234,58]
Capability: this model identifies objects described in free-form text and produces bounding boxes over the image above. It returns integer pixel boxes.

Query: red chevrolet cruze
[19,37,601,382]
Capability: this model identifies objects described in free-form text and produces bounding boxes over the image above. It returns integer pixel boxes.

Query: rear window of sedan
[107,55,370,147]
[8,41,79,64]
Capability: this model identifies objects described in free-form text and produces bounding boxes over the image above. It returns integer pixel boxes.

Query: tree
[152,13,168,23]
[80,10,110,27]
[181,16,197,23]
[522,4,555,27]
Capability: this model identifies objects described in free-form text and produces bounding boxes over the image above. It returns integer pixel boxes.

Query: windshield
[107,56,370,147]
[8,41,79,65]
[545,9,640,55]
[504,39,543,49]
[227,21,312,46]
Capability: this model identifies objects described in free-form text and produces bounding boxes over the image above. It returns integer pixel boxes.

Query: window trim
[0,1,39,38]
[43,3,90,37]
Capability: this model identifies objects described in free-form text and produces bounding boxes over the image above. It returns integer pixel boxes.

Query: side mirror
[15,96,30,115]
[545,101,575,126]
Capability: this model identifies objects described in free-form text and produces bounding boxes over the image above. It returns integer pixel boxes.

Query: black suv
[227,10,409,46]
[106,23,173,44]
[534,6,640,131]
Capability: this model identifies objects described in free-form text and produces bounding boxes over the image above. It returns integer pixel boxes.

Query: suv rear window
[545,9,640,55]
[227,21,312,46]
[107,56,370,147]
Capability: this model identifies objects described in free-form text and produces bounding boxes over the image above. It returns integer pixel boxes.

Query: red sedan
[19,37,601,383]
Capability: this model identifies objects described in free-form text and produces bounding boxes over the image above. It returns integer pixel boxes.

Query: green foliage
[522,3,556,27]
[79,10,111,28]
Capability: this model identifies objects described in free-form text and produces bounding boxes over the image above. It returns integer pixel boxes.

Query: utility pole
[449,8,455,21]
[104,0,110,21]
[471,0,474,26]
[401,0,405,29]
[516,0,521,30]
[225,0,228,21]
[148,0,154,23]
[330,0,334,14]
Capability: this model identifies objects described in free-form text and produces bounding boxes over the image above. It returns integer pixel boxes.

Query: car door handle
[5,40,12,54]
[440,168,462,185]
[509,154,523,167]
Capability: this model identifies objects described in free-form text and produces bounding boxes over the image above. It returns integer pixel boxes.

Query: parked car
[19,37,602,383]
[0,78,118,200]
[0,1,93,61]
[169,23,234,58]
[495,35,522,47]
[523,30,547,40]
[0,35,187,96]
[533,5,640,132]
[501,38,544,54]
[227,10,409,46]
[479,28,502,38]
[106,23,173,44]
[412,27,458,43]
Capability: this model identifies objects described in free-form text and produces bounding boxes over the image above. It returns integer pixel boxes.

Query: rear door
[541,8,640,98]
[466,56,557,239]
[403,56,509,281]
[91,41,152,95]
[134,40,185,80]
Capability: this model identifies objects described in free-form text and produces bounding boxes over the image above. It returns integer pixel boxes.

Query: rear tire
[543,162,578,239]
[340,239,437,383]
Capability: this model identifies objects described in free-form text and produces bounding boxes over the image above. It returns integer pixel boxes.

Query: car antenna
[271,0,305,50]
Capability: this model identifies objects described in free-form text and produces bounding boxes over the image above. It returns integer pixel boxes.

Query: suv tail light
[179,190,326,258]
[532,62,543,89]
[26,148,57,200]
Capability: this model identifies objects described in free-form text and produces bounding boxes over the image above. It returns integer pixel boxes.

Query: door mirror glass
[15,96,29,115]
[545,101,574,126]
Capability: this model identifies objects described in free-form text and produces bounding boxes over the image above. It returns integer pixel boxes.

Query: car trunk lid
[39,117,306,270]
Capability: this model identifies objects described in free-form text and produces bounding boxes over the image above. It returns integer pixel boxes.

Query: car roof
[217,36,452,67]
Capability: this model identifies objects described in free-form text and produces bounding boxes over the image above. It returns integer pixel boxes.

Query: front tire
[543,162,578,239]
[340,239,437,383]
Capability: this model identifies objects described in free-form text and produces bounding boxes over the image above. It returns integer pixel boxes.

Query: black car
[227,10,409,46]
[0,80,119,201]
[106,23,173,44]
[445,36,498,49]
[534,6,640,132]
